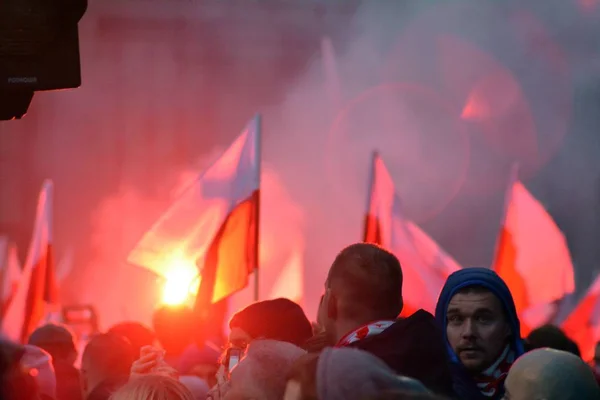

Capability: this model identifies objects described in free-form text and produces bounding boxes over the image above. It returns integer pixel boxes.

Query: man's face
[446,288,511,373]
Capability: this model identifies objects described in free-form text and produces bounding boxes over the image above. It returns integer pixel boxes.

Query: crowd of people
[1,243,600,400]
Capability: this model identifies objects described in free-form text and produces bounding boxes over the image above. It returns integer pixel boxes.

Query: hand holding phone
[225,347,243,377]
[131,346,166,377]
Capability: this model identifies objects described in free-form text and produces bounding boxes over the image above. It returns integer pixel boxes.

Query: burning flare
[160,258,199,306]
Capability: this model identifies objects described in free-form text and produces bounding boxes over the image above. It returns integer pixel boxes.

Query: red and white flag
[364,153,462,315]
[2,180,59,342]
[561,275,600,362]
[493,166,574,335]
[128,115,261,309]
[0,237,21,319]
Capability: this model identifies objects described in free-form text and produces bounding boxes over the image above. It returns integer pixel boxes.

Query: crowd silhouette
[1,243,599,400]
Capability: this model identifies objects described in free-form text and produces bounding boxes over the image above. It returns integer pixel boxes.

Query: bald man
[503,348,600,400]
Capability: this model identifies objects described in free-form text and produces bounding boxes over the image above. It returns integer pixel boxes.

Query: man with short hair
[435,268,525,400]
[81,333,134,400]
[322,243,453,396]
[503,348,600,400]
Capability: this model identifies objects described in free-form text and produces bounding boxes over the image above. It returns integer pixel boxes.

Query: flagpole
[363,151,378,242]
[253,114,262,302]
[491,162,519,269]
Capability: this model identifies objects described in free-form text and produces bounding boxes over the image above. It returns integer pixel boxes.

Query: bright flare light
[161,258,200,306]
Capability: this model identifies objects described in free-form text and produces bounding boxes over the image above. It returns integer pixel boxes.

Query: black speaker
[0,0,87,120]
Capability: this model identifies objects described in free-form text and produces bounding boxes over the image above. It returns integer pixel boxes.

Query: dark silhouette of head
[526,325,580,357]
[229,298,312,348]
[28,324,77,365]
[81,333,134,398]
[108,322,156,358]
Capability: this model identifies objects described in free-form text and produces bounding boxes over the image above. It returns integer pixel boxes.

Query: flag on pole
[561,275,600,362]
[363,153,462,314]
[492,166,574,335]
[56,246,74,283]
[128,115,261,309]
[0,237,21,319]
[2,180,58,342]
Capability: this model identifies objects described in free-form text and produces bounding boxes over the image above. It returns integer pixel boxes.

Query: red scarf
[473,345,515,397]
[336,320,395,347]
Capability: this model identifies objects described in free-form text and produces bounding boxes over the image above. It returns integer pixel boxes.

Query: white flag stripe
[26,180,53,269]
[0,237,21,304]
[1,181,53,341]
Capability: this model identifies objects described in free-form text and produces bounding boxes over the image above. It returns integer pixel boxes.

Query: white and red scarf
[336,320,395,347]
[474,345,515,398]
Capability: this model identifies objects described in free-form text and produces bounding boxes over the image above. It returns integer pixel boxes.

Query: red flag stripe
[494,227,530,336]
[195,189,259,314]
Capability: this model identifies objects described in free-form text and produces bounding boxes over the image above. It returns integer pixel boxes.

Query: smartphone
[226,347,243,376]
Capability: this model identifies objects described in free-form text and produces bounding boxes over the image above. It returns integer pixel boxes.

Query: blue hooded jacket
[435,267,525,400]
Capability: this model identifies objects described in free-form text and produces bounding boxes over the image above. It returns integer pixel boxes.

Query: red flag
[493,166,574,335]
[363,153,462,314]
[196,190,259,308]
[562,275,600,362]
[2,180,58,342]
[129,115,261,309]
[0,237,21,319]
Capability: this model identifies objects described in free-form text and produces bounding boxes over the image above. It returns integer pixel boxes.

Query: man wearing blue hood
[435,268,525,400]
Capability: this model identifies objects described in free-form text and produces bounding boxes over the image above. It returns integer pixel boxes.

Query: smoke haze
[1,0,600,325]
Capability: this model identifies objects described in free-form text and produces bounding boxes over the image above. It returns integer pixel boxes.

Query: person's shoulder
[392,310,439,334]
[375,310,446,353]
